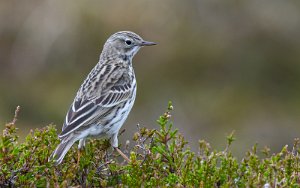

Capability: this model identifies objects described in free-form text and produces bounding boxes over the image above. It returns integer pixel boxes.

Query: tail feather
[49,138,76,165]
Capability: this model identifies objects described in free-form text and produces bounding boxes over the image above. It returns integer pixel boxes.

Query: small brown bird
[49,31,156,165]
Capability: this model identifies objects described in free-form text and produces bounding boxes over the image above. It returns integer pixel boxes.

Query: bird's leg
[77,139,86,165]
[111,133,130,163]
[77,150,82,166]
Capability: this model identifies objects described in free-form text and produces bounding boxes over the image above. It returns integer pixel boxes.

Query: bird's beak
[140,40,157,46]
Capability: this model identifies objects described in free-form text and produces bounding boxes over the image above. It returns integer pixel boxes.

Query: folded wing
[59,68,133,139]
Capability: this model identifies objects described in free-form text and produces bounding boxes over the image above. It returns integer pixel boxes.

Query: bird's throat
[119,54,129,61]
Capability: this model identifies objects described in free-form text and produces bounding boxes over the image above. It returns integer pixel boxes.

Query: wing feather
[59,65,133,138]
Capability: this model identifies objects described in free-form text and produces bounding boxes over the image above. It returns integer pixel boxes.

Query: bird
[49,31,156,165]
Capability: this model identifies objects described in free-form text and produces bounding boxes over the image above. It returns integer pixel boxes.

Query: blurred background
[1,0,300,157]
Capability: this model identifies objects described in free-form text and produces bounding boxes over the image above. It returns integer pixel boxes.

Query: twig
[118,129,126,136]
[10,106,20,125]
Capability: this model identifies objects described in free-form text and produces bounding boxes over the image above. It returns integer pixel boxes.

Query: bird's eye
[125,40,132,45]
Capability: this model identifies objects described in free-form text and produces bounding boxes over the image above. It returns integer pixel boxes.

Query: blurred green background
[1,0,300,157]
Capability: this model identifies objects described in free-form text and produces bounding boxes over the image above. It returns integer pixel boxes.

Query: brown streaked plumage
[49,31,156,165]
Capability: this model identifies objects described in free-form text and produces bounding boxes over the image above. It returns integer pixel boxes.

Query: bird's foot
[77,148,84,165]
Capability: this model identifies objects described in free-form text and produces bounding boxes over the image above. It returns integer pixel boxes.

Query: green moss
[1,102,300,187]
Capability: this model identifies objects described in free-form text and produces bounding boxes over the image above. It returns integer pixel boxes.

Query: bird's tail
[49,137,76,165]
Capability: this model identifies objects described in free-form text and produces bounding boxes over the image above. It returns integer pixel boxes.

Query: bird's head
[103,31,156,59]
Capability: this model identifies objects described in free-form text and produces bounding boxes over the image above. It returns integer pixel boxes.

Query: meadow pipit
[49,31,156,165]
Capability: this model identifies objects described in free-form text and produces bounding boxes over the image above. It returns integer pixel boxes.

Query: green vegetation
[1,103,300,187]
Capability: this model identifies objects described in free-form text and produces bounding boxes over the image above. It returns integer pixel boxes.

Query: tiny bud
[133,132,140,141]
